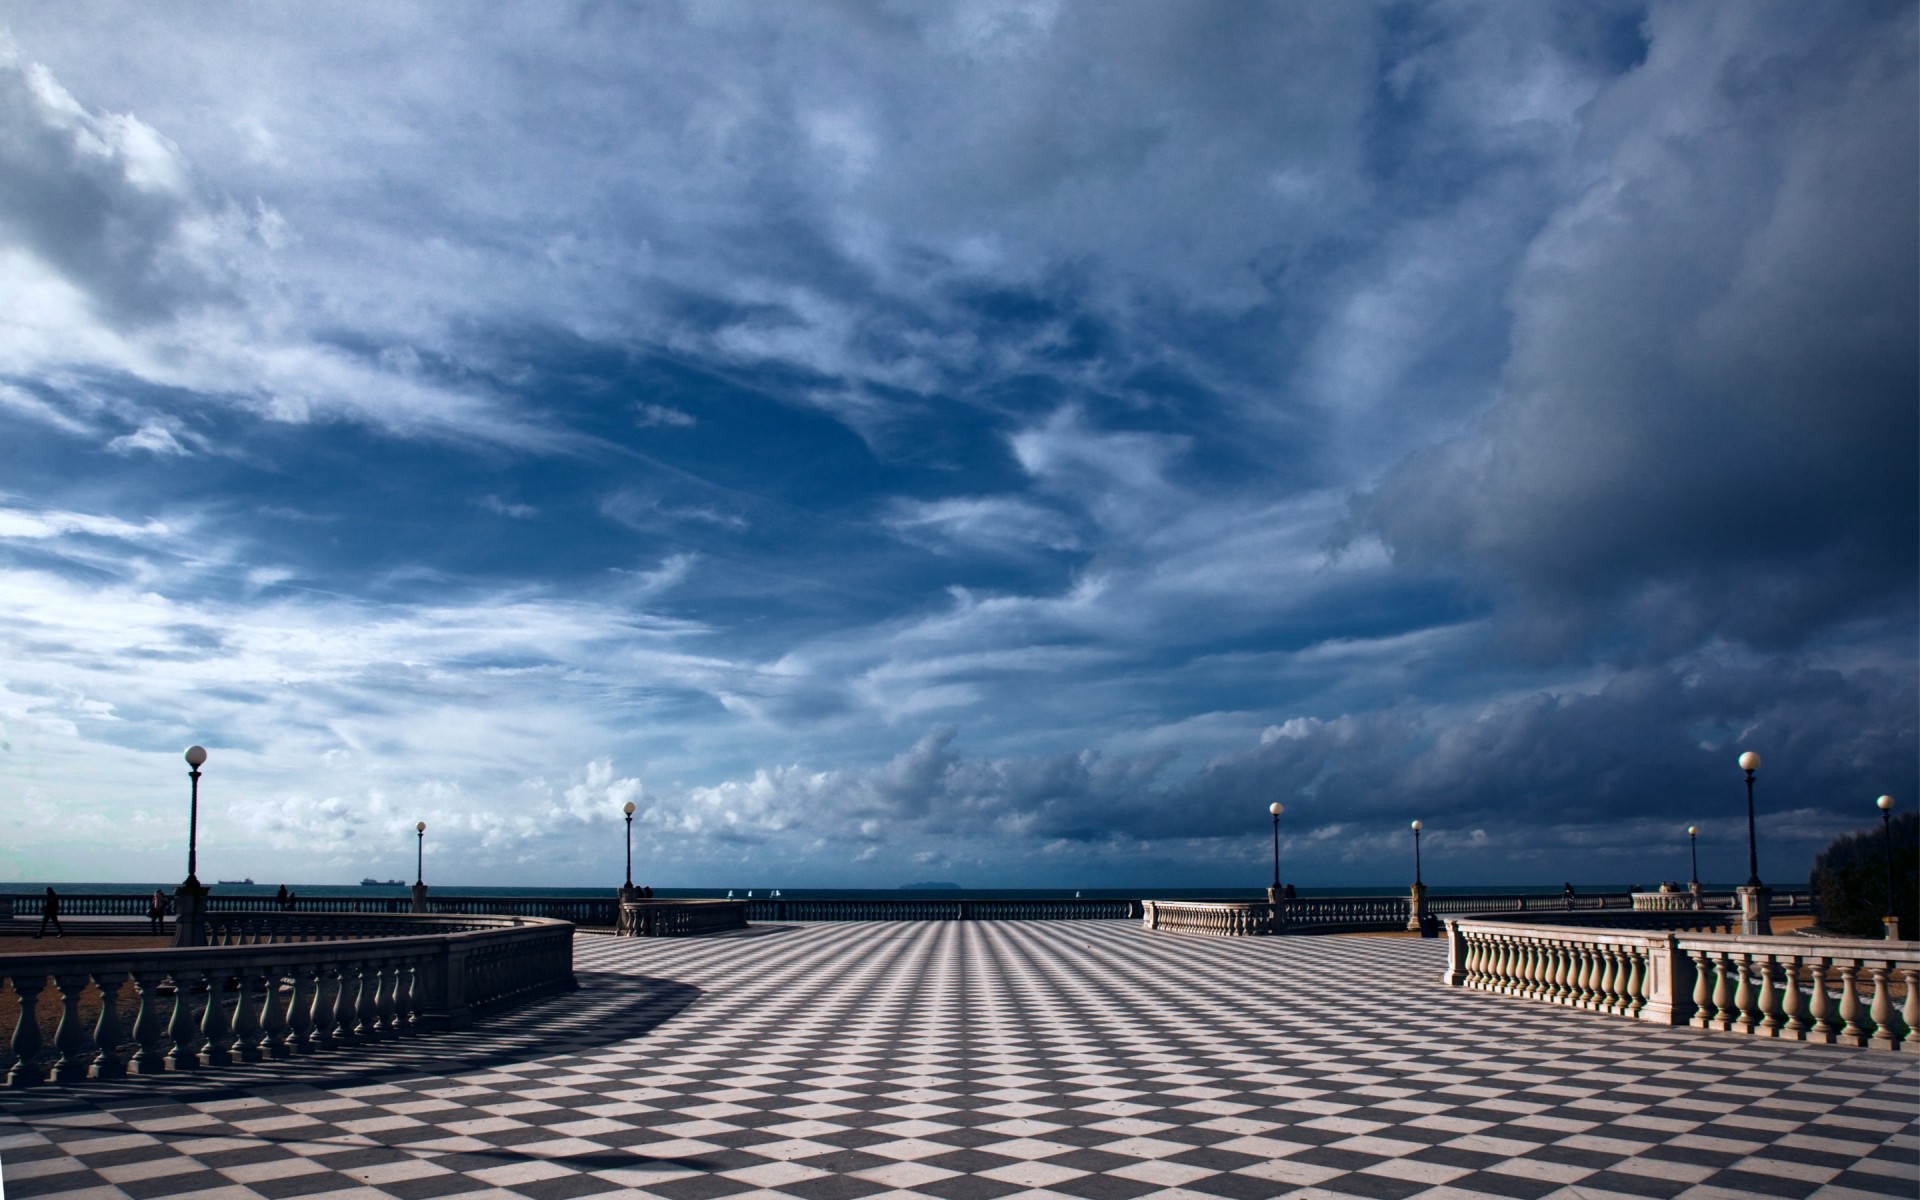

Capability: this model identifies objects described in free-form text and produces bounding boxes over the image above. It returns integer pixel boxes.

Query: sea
[1,881,1681,900]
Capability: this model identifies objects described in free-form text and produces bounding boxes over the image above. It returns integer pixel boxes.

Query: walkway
[1,922,1914,1200]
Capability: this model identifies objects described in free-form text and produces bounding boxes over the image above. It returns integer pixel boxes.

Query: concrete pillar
[1736,885,1772,937]
[172,881,209,948]
[1688,880,1703,911]
[1884,915,1902,942]
[410,882,429,914]
[1406,882,1428,933]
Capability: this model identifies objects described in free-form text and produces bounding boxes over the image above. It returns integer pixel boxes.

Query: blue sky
[0,1,1913,890]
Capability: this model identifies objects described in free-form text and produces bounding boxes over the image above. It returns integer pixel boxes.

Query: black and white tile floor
[2,922,1914,1200]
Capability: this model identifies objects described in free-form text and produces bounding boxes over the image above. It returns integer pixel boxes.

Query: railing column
[52,972,94,1083]
[7,976,48,1087]
[1902,966,1920,1055]
[1866,966,1900,1052]
[128,970,167,1074]
[263,964,292,1059]
[1834,962,1869,1048]
[331,962,360,1046]
[1777,955,1807,1040]
[1732,955,1758,1034]
[1805,961,1836,1044]
[164,971,200,1071]
[90,971,127,1079]
[199,969,234,1067]
[233,969,265,1062]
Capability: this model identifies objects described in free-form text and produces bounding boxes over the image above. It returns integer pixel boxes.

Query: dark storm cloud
[1357,3,1919,660]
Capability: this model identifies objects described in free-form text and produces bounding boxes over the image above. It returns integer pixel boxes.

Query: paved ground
[1,921,1914,1200]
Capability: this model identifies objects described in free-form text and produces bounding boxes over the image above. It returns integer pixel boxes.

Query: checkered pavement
[3,921,1914,1200]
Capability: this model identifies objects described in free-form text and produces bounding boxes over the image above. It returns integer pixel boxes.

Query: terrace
[1,919,1914,1200]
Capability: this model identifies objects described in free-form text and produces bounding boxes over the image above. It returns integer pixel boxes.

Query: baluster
[51,972,95,1083]
[393,957,417,1036]
[90,971,127,1079]
[200,969,234,1066]
[165,969,200,1070]
[299,964,329,1052]
[333,961,361,1044]
[1866,966,1900,1052]
[1901,966,1920,1055]
[128,970,167,1073]
[1688,950,1714,1028]
[233,969,265,1062]
[376,960,398,1037]
[1550,942,1572,1003]
[1596,947,1621,1014]
[1579,945,1601,1009]
[1835,961,1868,1047]
[262,964,291,1059]
[1709,952,1739,1030]
[357,957,380,1039]
[1755,956,1782,1038]
[1732,954,1758,1034]
[1805,960,1836,1044]
[7,976,49,1087]
[1776,955,1806,1040]
[1624,948,1647,1017]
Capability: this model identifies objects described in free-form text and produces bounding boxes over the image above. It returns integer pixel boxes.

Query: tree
[1809,811,1917,939]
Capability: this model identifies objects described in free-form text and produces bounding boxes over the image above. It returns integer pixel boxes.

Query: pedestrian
[35,886,64,938]
[1282,882,1296,901]
[1563,880,1576,910]
[148,887,168,935]
[276,883,291,911]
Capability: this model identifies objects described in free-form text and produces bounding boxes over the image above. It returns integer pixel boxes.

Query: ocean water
[1,881,1681,900]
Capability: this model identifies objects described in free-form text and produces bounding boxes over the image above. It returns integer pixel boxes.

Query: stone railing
[1444,919,1919,1052]
[1140,900,1275,937]
[743,897,1139,922]
[618,899,748,937]
[2,893,621,925]
[1,914,575,1087]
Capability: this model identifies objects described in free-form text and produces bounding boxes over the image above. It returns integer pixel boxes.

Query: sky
[0,1,1914,892]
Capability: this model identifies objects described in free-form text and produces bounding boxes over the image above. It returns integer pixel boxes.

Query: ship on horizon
[361,877,405,886]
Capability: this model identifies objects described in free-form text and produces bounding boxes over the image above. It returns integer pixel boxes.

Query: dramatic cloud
[0,3,1912,888]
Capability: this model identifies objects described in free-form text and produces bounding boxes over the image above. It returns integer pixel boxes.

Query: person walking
[148,887,168,935]
[276,883,291,911]
[35,886,64,938]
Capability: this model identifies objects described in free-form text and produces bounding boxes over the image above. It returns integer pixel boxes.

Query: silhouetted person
[1282,883,1296,901]
[1563,881,1576,910]
[276,884,290,910]
[35,887,64,938]
[148,887,168,934]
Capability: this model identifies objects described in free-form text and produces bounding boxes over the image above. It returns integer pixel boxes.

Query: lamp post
[1738,751,1761,887]
[1686,825,1701,910]
[1878,796,1897,940]
[183,745,207,886]
[1268,802,1284,896]
[175,745,210,947]
[623,800,637,889]
[411,821,429,913]
[1736,751,1769,935]
[1406,819,1431,934]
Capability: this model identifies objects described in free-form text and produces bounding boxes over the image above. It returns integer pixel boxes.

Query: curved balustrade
[740,897,1138,922]
[1141,901,1277,936]
[1445,919,1918,1053]
[1,915,575,1087]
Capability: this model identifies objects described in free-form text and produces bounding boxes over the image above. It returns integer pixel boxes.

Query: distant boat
[361,877,404,886]
[218,877,254,885]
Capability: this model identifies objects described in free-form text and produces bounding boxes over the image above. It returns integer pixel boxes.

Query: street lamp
[1877,796,1896,935]
[415,821,427,886]
[623,800,637,889]
[1738,751,1761,887]
[1687,825,1698,888]
[183,745,208,886]
[1411,820,1423,886]
[1268,802,1284,893]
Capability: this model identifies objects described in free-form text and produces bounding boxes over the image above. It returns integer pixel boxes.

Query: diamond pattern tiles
[3,920,1915,1200]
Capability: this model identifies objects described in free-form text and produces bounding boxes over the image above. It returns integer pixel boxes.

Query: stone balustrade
[1444,919,1920,1053]
[1,914,575,1087]
[619,899,749,936]
[1141,900,1278,936]
[742,897,1139,922]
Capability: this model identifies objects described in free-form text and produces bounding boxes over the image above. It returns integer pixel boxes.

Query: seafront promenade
[2,921,1914,1200]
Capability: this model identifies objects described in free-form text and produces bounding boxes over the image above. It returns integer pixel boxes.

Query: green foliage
[1809,811,1917,939]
